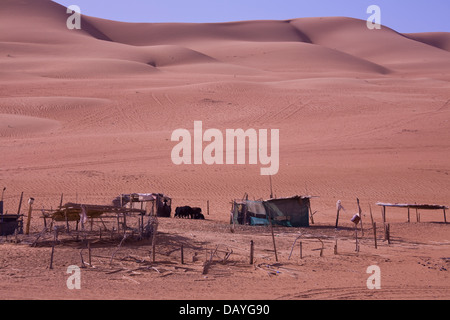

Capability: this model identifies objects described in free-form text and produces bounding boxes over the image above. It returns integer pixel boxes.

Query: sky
[53,0,450,33]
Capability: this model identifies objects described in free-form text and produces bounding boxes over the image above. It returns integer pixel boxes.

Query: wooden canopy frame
[376,202,448,224]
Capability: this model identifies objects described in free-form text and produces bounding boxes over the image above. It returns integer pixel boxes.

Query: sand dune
[81,17,311,46]
[2,1,449,75]
[0,113,60,137]
[0,0,449,301]
[405,32,450,52]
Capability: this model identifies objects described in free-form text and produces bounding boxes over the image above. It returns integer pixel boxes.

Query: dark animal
[175,206,205,219]
[191,207,205,220]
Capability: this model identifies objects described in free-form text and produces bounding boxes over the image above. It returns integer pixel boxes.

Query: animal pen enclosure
[39,201,159,243]
[112,193,172,218]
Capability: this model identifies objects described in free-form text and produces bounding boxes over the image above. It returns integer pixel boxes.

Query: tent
[230,195,312,227]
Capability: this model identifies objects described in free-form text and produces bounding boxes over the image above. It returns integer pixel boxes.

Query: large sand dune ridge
[0,0,449,300]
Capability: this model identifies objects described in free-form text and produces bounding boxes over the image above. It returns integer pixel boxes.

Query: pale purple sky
[53,0,450,33]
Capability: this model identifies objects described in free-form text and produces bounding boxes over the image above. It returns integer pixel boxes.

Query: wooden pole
[65,208,70,233]
[123,213,127,235]
[369,203,374,226]
[299,241,303,259]
[357,198,364,236]
[88,241,92,267]
[249,240,254,265]
[407,207,410,223]
[17,192,23,215]
[269,213,278,262]
[152,230,156,263]
[318,238,324,257]
[49,228,56,269]
[308,202,314,225]
[335,207,341,228]
[269,175,273,199]
[207,200,210,216]
[443,208,447,224]
[25,198,34,235]
[385,223,391,244]
[373,222,378,249]
[388,224,391,244]
[42,209,47,229]
[181,244,184,264]
[80,249,86,268]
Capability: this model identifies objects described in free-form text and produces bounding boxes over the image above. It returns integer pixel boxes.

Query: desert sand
[0,0,449,300]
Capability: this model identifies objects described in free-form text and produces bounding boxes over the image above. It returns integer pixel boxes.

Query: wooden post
[17,192,23,215]
[299,241,303,260]
[207,200,210,216]
[269,213,278,262]
[443,208,447,224]
[42,210,47,229]
[334,239,338,255]
[308,202,314,225]
[373,222,378,249]
[369,203,374,225]
[249,240,254,265]
[385,223,391,244]
[269,175,273,199]
[123,213,127,235]
[357,198,364,236]
[49,228,56,269]
[138,214,142,239]
[335,206,341,229]
[25,198,34,235]
[388,224,391,244]
[318,238,324,257]
[65,208,70,233]
[88,241,92,267]
[152,230,156,263]
[181,244,184,265]
[355,224,359,252]
[80,249,86,268]
[407,207,410,223]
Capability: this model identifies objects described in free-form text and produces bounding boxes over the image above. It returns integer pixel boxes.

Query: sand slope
[0,0,449,300]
